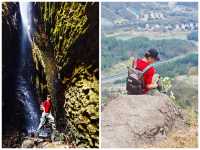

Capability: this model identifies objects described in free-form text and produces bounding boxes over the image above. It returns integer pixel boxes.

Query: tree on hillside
[102,36,197,70]
[187,31,198,41]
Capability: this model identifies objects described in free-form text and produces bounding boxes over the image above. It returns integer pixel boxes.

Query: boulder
[101,94,183,148]
[36,141,69,148]
[21,136,71,148]
[21,138,35,148]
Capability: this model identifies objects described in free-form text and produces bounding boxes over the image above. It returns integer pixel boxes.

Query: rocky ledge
[101,94,184,148]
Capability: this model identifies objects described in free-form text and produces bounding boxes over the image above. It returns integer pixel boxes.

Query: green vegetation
[64,65,99,148]
[33,2,99,148]
[154,52,198,77]
[102,36,197,70]
[172,75,198,111]
[101,2,198,148]
[34,2,90,69]
[187,31,198,41]
[102,52,198,113]
[102,52,197,79]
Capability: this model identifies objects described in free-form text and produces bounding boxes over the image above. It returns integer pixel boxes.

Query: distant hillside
[154,52,198,77]
[102,2,198,32]
[102,36,197,70]
[102,52,198,85]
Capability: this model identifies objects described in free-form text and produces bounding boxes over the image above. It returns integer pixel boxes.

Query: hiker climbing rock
[36,95,56,133]
[127,48,161,95]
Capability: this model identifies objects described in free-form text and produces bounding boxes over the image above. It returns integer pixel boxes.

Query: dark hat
[146,48,160,61]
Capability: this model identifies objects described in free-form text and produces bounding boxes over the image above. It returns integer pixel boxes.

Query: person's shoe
[35,130,40,137]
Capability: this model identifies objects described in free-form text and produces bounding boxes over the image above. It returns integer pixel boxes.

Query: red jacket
[132,59,156,94]
[42,99,52,113]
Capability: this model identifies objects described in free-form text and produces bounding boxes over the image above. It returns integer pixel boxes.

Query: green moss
[31,2,99,148]
[36,2,89,69]
[64,65,99,147]
[2,3,9,17]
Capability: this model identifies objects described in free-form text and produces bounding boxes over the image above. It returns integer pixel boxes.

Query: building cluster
[140,22,198,32]
[139,12,165,21]
[111,6,198,33]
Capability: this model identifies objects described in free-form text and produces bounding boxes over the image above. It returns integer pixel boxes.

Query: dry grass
[148,108,198,148]
[153,126,197,148]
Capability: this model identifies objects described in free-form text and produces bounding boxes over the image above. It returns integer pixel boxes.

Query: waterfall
[17,2,40,134]
[19,2,32,43]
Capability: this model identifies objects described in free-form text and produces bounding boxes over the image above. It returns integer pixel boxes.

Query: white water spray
[17,2,40,133]
[19,2,32,43]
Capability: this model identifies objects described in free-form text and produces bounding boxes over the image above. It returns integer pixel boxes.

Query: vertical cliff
[2,2,24,142]
[2,2,99,148]
[32,2,99,148]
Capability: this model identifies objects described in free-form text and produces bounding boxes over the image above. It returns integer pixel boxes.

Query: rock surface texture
[101,94,184,148]
[21,137,73,148]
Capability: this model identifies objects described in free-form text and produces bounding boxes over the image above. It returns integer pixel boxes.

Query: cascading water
[17,2,40,134]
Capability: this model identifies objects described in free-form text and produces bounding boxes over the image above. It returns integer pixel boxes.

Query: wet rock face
[2,2,25,137]
[31,2,99,148]
[101,94,184,148]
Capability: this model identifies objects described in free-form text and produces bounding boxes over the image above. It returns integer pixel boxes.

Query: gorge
[2,2,99,148]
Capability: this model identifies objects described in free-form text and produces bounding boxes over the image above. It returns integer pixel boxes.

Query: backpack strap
[132,58,152,74]
[142,64,152,74]
[133,58,138,69]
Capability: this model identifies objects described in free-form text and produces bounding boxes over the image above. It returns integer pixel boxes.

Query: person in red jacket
[133,48,160,94]
[37,95,56,133]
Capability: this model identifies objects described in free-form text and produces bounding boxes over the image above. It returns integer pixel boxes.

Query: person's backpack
[126,59,152,95]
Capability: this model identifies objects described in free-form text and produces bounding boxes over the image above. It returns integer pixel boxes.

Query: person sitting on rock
[132,48,161,94]
[36,95,56,133]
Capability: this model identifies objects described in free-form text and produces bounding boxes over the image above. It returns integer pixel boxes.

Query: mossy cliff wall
[32,2,99,148]
[2,2,24,135]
